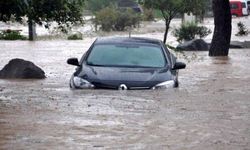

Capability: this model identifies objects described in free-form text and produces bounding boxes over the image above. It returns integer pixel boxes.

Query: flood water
[0,39,250,149]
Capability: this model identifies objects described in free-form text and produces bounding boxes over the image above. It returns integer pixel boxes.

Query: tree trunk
[209,0,232,56]
[163,20,170,44]
[28,19,36,41]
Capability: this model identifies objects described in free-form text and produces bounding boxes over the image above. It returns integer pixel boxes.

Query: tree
[94,7,141,32]
[144,0,205,44]
[209,0,231,56]
[0,0,85,41]
[187,0,209,22]
[0,0,25,22]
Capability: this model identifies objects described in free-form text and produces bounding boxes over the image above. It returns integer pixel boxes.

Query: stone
[243,41,250,48]
[176,39,209,51]
[230,41,244,49]
[0,58,45,79]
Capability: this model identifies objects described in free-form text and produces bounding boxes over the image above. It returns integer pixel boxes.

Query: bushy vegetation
[142,8,155,21]
[236,22,248,36]
[0,0,85,40]
[144,0,207,43]
[0,29,27,40]
[114,9,141,31]
[94,7,141,32]
[94,7,117,32]
[173,22,211,42]
[67,33,83,40]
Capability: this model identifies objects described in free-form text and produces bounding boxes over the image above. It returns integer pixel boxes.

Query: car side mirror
[67,58,80,66]
[173,62,186,70]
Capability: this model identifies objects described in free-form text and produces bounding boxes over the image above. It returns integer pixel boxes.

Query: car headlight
[71,76,94,89]
[152,80,175,89]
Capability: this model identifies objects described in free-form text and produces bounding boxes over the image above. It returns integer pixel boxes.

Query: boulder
[176,39,209,51]
[0,58,45,79]
[230,41,244,49]
[243,41,250,48]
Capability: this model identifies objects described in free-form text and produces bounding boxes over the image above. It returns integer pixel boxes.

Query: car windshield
[86,44,166,68]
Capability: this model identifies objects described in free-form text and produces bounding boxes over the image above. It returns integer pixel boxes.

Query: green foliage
[153,9,164,18]
[114,8,141,31]
[67,33,83,40]
[85,0,117,13]
[0,0,85,31]
[236,22,248,36]
[94,7,141,32]
[143,0,206,16]
[143,0,207,43]
[144,0,184,19]
[173,22,211,42]
[166,44,198,63]
[0,0,25,22]
[142,8,155,21]
[185,0,208,18]
[94,7,118,32]
[0,29,27,40]
[197,26,212,39]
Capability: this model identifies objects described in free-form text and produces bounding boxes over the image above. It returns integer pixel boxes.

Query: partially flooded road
[0,40,250,149]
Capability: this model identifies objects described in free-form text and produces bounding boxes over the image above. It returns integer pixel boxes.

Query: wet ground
[0,39,250,149]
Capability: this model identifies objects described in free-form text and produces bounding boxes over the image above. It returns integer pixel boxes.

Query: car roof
[95,37,162,46]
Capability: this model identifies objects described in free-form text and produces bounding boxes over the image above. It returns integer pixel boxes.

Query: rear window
[87,44,166,68]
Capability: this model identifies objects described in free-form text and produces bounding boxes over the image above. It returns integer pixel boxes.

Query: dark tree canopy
[0,0,85,40]
[0,0,25,22]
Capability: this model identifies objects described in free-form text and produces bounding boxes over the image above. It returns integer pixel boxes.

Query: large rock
[230,41,244,49]
[176,39,209,51]
[243,41,250,48]
[208,41,246,49]
[0,58,45,79]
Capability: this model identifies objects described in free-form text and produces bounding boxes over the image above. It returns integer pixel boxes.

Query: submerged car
[67,37,186,90]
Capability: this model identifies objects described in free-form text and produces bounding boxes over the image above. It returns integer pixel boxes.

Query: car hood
[77,65,173,89]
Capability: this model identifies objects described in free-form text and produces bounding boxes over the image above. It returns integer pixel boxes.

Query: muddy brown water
[0,40,250,149]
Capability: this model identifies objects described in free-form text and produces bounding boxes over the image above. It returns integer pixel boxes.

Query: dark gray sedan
[67,37,186,90]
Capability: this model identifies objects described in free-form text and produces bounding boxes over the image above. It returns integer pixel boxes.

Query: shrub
[67,33,83,40]
[142,8,154,21]
[114,8,141,31]
[94,7,118,32]
[173,22,211,42]
[236,22,248,36]
[0,29,27,40]
[94,7,141,32]
[197,26,212,39]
